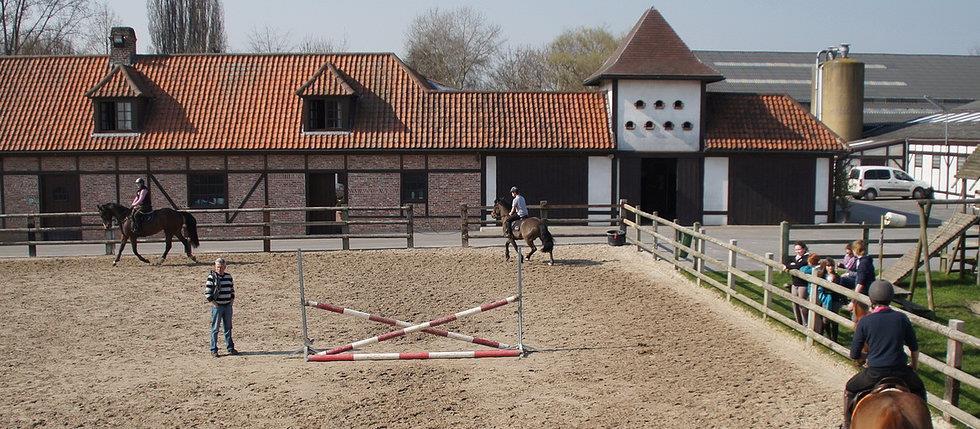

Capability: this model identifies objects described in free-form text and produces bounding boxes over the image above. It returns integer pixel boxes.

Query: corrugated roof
[584,8,722,85]
[0,54,613,152]
[704,93,845,152]
[695,50,980,127]
[850,100,980,145]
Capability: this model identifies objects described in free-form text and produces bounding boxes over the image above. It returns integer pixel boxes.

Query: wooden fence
[458,200,623,247]
[0,205,415,256]
[621,203,979,428]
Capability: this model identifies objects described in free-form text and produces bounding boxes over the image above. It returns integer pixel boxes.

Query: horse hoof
[112,262,117,267]
[548,262,554,266]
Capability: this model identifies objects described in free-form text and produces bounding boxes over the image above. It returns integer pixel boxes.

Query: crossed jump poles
[297,248,530,362]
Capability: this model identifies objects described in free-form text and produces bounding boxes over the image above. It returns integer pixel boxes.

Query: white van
[847,166,933,200]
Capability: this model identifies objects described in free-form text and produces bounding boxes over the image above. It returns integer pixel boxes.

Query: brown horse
[98,202,200,266]
[490,197,555,265]
[850,378,933,429]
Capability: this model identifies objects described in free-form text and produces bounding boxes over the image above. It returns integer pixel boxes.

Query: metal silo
[812,44,864,142]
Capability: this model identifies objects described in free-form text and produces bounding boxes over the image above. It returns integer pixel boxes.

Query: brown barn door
[40,174,81,240]
[496,156,588,220]
[729,156,814,225]
[306,173,339,235]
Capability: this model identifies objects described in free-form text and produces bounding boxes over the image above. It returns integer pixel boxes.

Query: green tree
[543,26,619,91]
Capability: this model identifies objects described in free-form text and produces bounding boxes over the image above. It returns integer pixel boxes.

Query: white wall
[484,156,496,220]
[702,157,728,225]
[588,156,613,225]
[616,80,702,152]
[909,144,977,197]
[814,158,829,224]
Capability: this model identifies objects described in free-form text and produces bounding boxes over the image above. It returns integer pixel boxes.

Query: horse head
[97,203,129,230]
[490,197,510,220]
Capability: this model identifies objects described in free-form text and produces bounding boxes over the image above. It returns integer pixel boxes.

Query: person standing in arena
[205,257,239,358]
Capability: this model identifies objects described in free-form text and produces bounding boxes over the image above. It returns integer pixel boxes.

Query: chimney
[109,27,137,66]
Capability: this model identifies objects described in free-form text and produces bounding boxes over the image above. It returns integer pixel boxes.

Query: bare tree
[246,24,291,53]
[146,0,226,54]
[78,0,119,54]
[404,6,502,89]
[489,46,551,91]
[246,24,346,54]
[544,26,620,91]
[0,0,91,55]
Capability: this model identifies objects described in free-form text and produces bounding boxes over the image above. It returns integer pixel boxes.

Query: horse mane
[494,197,511,209]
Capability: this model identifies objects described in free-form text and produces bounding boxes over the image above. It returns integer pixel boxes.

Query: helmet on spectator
[869,279,895,304]
[510,186,519,194]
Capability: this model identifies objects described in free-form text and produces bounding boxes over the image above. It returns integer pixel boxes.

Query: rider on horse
[504,186,528,237]
[842,279,926,429]
[131,178,152,235]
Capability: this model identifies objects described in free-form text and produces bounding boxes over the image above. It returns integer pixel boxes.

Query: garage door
[729,156,814,225]
[496,156,588,219]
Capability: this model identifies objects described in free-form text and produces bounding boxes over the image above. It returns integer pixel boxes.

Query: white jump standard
[297,249,532,362]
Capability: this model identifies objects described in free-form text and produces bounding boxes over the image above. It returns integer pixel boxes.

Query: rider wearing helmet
[505,186,528,237]
[842,279,926,428]
[131,177,153,235]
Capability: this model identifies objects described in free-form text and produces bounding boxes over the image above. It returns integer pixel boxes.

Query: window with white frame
[931,155,941,169]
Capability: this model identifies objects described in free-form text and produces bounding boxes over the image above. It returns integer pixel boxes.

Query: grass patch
[683,266,979,422]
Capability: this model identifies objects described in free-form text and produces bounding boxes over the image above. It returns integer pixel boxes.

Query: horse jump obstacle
[297,248,530,362]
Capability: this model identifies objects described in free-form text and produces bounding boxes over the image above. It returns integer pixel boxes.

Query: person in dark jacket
[784,241,810,325]
[841,240,875,316]
[841,279,926,428]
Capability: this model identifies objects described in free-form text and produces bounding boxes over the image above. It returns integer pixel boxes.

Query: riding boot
[842,391,855,429]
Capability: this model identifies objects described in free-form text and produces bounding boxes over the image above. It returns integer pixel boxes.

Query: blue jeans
[210,303,234,352]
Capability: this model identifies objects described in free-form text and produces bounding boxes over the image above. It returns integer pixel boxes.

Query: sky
[107,0,980,55]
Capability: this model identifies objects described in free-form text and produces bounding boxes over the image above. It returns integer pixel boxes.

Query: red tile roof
[0,54,613,152]
[295,62,356,96]
[85,65,149,98]
[584,8,723,85]
[705,93,846,152]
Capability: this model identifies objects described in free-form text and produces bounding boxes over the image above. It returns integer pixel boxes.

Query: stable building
[0,8,845,240]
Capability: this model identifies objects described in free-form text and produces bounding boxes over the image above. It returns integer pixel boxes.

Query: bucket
[607,229,626,246]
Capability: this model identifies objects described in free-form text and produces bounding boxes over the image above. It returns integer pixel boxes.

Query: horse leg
[510,237,521,260]
[158,233,173,265]
[113,235,128,266]
[175,231,197,263]
[526,238,537,261]
[548,245,555,266]
[504,236,511,261]
[130,236,150,264]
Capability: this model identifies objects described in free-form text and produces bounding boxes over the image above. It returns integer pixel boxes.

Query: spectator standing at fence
[205,257,239,358]
[815,258,844,342]
[784,241,811,325]
[839,243,858,279]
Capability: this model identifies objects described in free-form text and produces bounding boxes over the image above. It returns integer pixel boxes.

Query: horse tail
[540,223,554,252]
[183,212,200,248]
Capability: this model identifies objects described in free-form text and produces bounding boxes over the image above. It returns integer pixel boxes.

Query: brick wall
[149,156,186,171]
[3,157,40,172]
[268,155,304,170]
[118,156,146,171]
[308,155,344,170]
[228,155,264,170]
[79,156,116,171]
[40,157,76,171]
[1,175,38,240]
[429,154,480,169]
[267,173,305,235]
[220,173,266,238]
[402,155,425,169]
[348,172,402,233]
[348,154,399,170]
[80,174,117,239]
[189,155,224,171]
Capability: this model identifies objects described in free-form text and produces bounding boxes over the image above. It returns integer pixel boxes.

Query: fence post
[539,200,548,223]
[460,204,469,248]
[673,219,681,271]
[726,239,737,302]
[693,223,702,286]
[104,228,115,256]
[341,206,350,251]
[406,204,414,249]
[861,221,870,247]
[806,281,818,347]
[618,199,627,232]
[778,221,789,264]
[635,205,642,251]
[764,253,774,321]
[262,206,271,253]
[943,319,965,422]
[27,216,38,257]
[652,211,659,260]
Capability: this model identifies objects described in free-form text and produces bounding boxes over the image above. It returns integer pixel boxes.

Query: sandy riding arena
[1,245,857,428]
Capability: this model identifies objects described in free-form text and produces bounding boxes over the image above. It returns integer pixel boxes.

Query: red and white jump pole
[316,295,517,355]
[308,349,521,362]
[305,300,512,349]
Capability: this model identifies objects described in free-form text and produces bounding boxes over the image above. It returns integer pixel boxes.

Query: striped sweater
[204,271,235,305]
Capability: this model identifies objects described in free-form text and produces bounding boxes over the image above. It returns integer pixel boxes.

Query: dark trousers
[505,214,524,235]
[843,365,926,427]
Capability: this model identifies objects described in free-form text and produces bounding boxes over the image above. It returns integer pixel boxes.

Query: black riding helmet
[869,279,895,304]
[510,186,519,194]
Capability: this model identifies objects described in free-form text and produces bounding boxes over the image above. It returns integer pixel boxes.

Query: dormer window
[95,99,139,132]
[304,97,351,132]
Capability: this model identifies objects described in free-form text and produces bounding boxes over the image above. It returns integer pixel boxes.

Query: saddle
[853,377,910,412]
[511,218,524,232]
